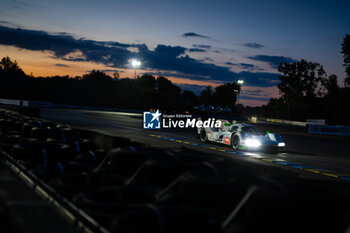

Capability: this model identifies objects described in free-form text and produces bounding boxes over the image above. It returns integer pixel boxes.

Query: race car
[197,119,286,150]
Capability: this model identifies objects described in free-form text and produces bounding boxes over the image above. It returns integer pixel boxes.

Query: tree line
[259,34,350,125]
[0,56,240,112]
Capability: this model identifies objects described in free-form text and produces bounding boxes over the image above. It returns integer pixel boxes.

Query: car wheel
[231,134,240,149]
[200,129,207,142]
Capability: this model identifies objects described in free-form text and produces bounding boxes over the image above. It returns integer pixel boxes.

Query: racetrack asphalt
[41,108,350,183]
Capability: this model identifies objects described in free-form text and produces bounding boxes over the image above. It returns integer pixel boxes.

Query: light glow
[245,138,261,147]
[278,142,286,147]
[131,59,141,67]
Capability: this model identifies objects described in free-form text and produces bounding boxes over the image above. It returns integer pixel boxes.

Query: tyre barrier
[31,161,98,182]
[0,103,40,117]
[107,148,178,176]
[74,186,159,207]
[2,107,350,233]
[156,174,249,211]
[109,206,224,233]
[74,149,106,164]
[50,173,126,198]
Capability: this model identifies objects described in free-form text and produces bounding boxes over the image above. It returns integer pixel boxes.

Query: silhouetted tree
[182,90,198,107]
[319,74,341,123]
[212,82,240,110]
[341,34,350,86]
[277,59,327,119]
[155,76,181,110]
[113,71,120,79]
[82,70,113,81]
[0,56,27,80]
[135,75,157,109]
[261,98,287,119]
[200,86,213,105]
[321,74,339,95]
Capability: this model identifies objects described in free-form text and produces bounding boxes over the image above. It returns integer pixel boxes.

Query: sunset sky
[0,0,349,106]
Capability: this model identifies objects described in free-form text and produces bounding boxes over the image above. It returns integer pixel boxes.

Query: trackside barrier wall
[261,118,307,127]
[308,124,350,136]
[0,98,114,111]
[0,98,29,107]
[0,98,145,113]
[28,100,54,108]
[306,119,326,125]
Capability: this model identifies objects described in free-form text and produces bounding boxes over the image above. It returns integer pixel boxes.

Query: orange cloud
[0,45,116,77]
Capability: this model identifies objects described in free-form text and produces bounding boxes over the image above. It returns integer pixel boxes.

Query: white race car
[197,119,286,150]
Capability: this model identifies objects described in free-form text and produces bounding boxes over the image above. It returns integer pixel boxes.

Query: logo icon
[143,110,162,129]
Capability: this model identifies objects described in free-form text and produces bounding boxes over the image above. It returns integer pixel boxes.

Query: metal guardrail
[0,98,29,106]
[0,98,143,114]
[256,117,350,136]
[258,117,307,127]
[308,124,350,136]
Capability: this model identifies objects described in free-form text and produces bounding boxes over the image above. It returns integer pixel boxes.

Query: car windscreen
[241,126,260,135]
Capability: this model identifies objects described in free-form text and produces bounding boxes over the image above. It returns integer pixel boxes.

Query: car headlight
[278,142,285,147]
[245,138,261,147]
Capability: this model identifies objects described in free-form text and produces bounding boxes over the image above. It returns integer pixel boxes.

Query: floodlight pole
[131,60,141,109]
[237,80,244,105]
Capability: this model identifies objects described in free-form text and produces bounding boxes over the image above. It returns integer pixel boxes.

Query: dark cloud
[203,57,214,62]
[240,95,270,102]
[0,25,280,87]
[106,41,131,48]
[239,89,271,102]
[187,48,207,53]
[11,0,40,8]
[244,43,264,49]
[153,44,187,57]
[177,84,208,95]
[139,48,240,83]
[225,62,261,70]
[193,44,212,49]
[239,63,255,68]
[248,55,298,68]
[0,20,11,25]
[0,25,133,67]
[241,89,268,97]
[235,71,279,87]
[93,69,125,73]
[182,32,210,38]
[55,63,70,67]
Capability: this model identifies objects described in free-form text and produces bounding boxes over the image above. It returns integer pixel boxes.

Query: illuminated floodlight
[238,80,244,85]
[278,142,286,147]
[131,59,141,68]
